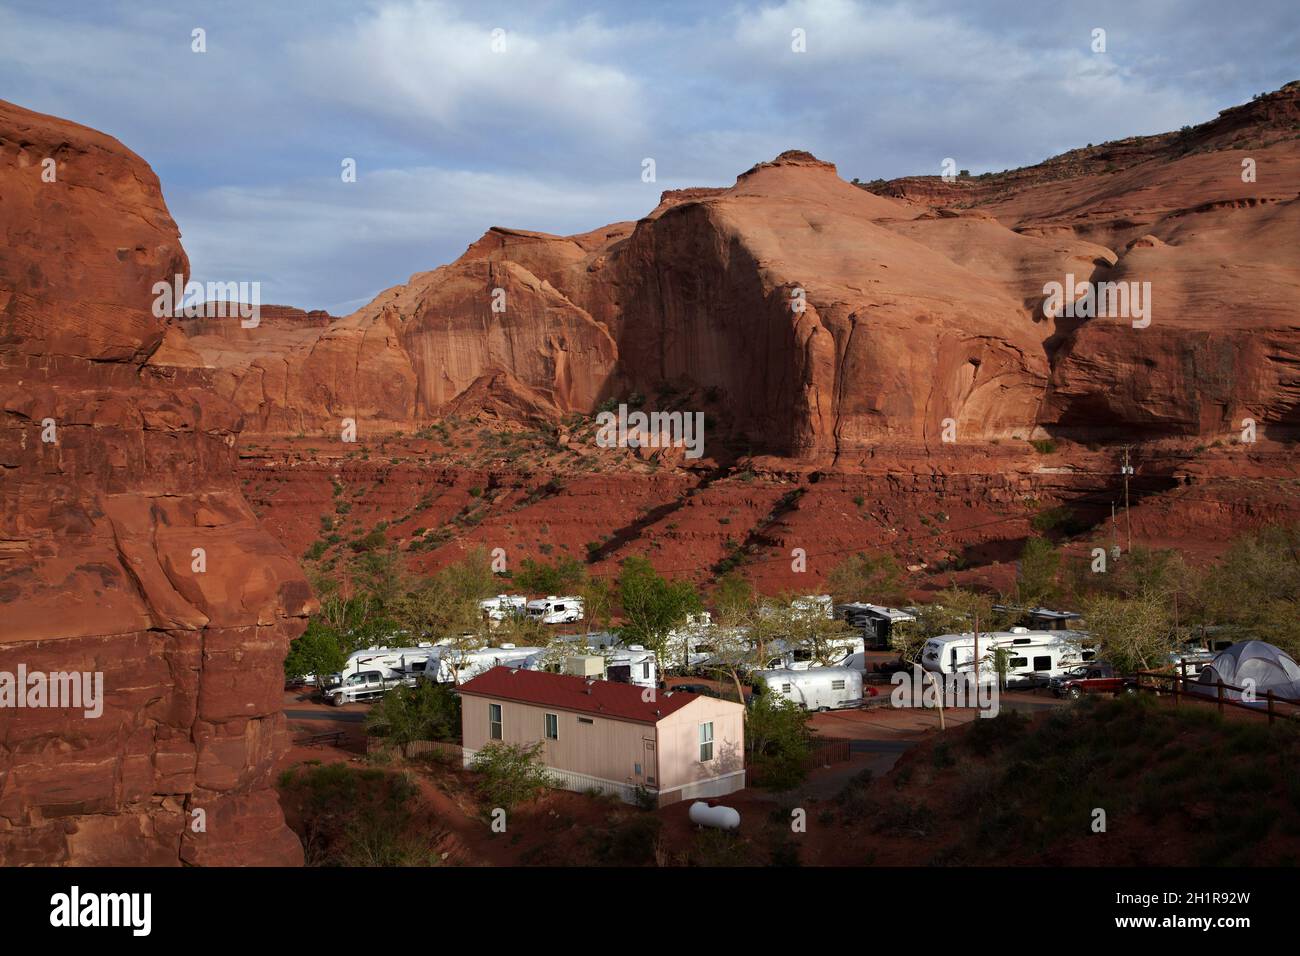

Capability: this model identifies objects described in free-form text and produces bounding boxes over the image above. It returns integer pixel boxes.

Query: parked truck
[1049,661,1138,699]
[325,669,414,706]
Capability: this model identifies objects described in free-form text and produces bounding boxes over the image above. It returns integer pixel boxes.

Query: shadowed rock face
[182,87,1300,461]
[0,100,311,866]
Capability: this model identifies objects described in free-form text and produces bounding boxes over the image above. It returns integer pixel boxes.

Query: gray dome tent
[1194,641,1300,703]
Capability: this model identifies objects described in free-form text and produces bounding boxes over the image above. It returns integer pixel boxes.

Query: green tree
[365,681,462,756]
[745,694,812,790]
[618,556,702,664]
[468,741,552,811]
[825,552,907,605]
[712,571,756,626]
[284,620,347,682]
[1016,535,1060,608]
[514,555,586,595]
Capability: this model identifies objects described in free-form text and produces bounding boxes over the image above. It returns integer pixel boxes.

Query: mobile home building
[459,667,746,807]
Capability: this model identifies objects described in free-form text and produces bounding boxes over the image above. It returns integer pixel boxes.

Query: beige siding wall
[461,693,658,789]
[653,696,746,793]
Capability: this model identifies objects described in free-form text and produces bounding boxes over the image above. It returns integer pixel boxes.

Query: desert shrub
[468,742,552,811]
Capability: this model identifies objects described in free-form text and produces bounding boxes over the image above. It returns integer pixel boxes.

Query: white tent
[1192,641,1300,703]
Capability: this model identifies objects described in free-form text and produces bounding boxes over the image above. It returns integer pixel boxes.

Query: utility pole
[973,611,980,689]
[1121,446,1134,554]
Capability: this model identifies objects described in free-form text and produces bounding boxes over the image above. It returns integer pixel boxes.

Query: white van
[752,666,864,711]
[525,595,584,624]
[920,628,1093,688]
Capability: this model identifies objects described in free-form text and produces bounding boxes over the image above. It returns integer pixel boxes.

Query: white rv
[606,645,657,689]
[429,644,545,684]
[525,595,584,624]
[326,645,437,686]
[763,634,864,671]
[752,666,864,711]
[920,628,1093,688]
[479,594,528,622]
[791,594,835,620]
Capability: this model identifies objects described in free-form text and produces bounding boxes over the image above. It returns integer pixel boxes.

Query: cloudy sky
[1,0,1295,313]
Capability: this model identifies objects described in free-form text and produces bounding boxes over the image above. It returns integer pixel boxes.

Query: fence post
[1268,690,1276,725]
[1172,669,1179,708]
[1217,679,1224,716]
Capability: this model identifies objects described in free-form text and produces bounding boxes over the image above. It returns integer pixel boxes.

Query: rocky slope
[0,100,310,865]
[188,86,1299,588]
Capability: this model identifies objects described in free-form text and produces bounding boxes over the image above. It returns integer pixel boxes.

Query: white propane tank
[689,801,741,831]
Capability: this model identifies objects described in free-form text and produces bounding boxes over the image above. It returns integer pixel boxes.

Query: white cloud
[290,1,647,146]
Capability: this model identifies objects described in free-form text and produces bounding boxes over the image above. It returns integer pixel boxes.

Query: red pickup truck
[1050,662,1138,699]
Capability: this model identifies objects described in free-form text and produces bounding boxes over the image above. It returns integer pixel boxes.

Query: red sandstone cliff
[0,100,311,865]
[182,84,1300,462]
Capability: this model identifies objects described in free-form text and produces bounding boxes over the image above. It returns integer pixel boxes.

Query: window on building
[489,702,502,740]
[544,713,558,740]
[699,721,714,762]
[634,763,643,776]
[578,717,594,725]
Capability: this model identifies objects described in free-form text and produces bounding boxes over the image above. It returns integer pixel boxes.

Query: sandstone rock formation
[0,100,310,865]
[183,84,1300,465]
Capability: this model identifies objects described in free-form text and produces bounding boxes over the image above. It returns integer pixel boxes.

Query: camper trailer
[480,594,528,622]
[791,594,835,620]
[326,645,438,686]
[763,634,863,670]
[606,645,658,689]
[428,644,545,684]
[751,666,864,711]
[525,595,585,624]
[920,628,1093,688]
[835,603,917,651]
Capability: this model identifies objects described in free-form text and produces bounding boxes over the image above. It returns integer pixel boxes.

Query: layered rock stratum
[0,100,311,865]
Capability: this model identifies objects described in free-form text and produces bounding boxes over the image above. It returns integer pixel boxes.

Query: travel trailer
[920,628,1093,688]
[791,594,835,620]
[525,595,585,624]
[326,645,438,686]
[835,603,917,650]
[751,666,864,711]
[480,594,528,621]
[763,634,863,670]
[427,644,546,684]
[606,645,657,689]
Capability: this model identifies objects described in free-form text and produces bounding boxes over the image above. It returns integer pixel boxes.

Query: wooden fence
[1135,666,1300,725]
[366,736,463,760]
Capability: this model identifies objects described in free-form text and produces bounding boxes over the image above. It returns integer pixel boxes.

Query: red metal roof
[458,667,700,724]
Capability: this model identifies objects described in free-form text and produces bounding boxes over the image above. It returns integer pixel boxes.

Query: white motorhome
[752,666,864,711]
[920,628,1094,687]
[525,595,584,624]
[479,594,528,622]
[606,645,657,689]
[428,644,546,684]
[327,645,438,686]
